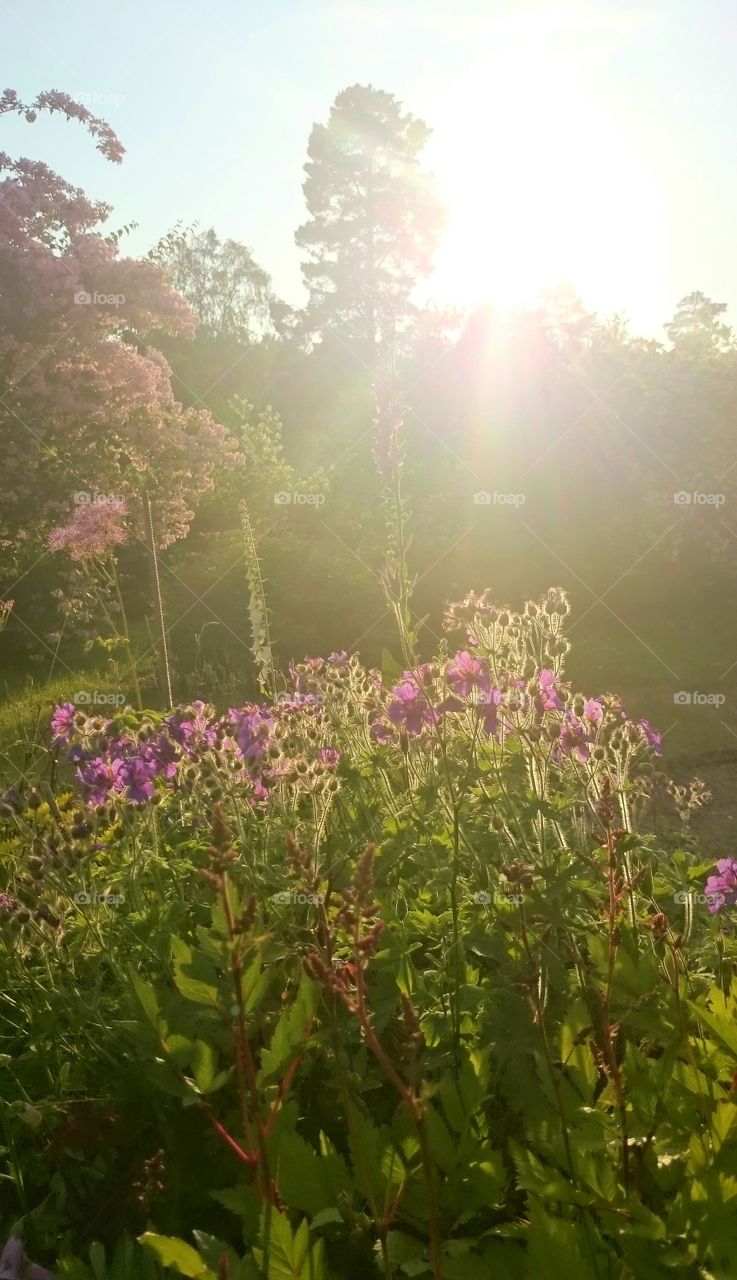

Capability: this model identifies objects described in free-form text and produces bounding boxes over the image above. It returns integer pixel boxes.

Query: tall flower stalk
[374,383,419,668]
[240,500,277,700]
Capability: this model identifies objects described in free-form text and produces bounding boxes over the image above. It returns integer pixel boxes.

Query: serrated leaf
[253,1211,326,1279]
[272,1127,352,1216]
[171,936,220,1008]
[259,973,317,1082]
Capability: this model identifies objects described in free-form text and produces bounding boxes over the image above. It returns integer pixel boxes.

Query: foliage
[149,225,285,341]
[0,89,241,557]
[0,585,734,1278]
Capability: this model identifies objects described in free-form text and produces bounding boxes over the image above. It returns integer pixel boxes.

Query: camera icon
[72,491,91,505]
[473,890,492,905]
[74,690,91,705]
[272,890,292,904]
[473,491,492,505]
[74,891,92,905]
[273,492,292,505]
[673,491,692,506]
[74,290,92,305]
[673,691,692,706]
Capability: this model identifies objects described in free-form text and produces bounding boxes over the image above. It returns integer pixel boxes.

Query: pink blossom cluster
[48,498,128,560]
[0,89,243,552]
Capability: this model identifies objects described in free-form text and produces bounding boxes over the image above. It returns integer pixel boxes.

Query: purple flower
[142,732,179,781]
[447,651,490,697]
[327,650,349,667]
[77,757,126,806]
[318,747,341,768]
[583,698,604,725]
[229,705,273,760]
[0,1236,53,1280]
[370,720,394,745]
[538,669,564,711]
[637,719,662,755]
[119,756,157,804]
[557,714,592,764]
[705,859,737,914]
[50,702,76,744]
[477,687,505,736]
[165,701,216,752]
[387,680,438,736]
[249,777,269,806]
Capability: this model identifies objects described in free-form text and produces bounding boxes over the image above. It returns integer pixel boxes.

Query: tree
[149,224,287,339]
[295,85,445,359]
[0,90,241,557]
[665,291,734,357]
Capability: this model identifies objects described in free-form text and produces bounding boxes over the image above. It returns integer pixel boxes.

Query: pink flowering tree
[0,89,242,559]
[48,497,144,707]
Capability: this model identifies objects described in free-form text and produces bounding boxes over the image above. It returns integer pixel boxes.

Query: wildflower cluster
[51,692,344,815]
[48,587,730,923]
[368,588,663,792]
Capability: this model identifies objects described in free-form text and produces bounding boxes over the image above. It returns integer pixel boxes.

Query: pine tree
[295,85,445,360]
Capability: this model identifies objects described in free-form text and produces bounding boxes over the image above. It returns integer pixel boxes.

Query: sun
[427,39,670,331]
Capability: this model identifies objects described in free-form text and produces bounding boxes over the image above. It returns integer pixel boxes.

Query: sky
[2,0,737,336]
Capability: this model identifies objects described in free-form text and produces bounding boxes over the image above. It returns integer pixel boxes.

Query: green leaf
[191,1233,240,1277]
[525,1203,601,1279]
[259,973,317,1082]
[129,970,160,1030]
[510,1142,574,1203]
[171,937,220,1008]
[348,1107,402,1208]
[191,1039,218,1093]
[138,1234,214,1279]
[310,1208,343,1231]
[691,986,737,1056]
[88,1243,106,1280]
[381,647,404,680]
[273,1128,352,1216]
[253,1211,326,1279]
[242,954,270,1015]
[559,1003,597,1103]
